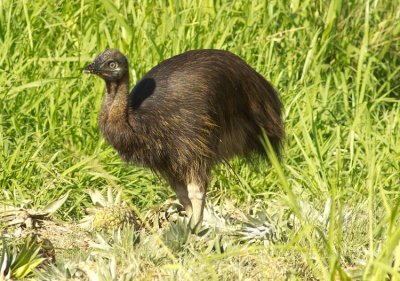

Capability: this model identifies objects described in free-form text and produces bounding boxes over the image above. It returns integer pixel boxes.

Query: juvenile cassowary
[84,49,284,229]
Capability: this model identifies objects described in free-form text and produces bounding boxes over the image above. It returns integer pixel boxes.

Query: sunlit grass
[0,0,399,279]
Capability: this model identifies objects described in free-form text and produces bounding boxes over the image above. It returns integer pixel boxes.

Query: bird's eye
[108,61,117,69]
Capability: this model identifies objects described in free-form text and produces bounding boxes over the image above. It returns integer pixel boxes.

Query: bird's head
[84,49,129,82]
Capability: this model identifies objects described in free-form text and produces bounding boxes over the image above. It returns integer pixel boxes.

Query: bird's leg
[187,181,206,232]
[170,181,193,217]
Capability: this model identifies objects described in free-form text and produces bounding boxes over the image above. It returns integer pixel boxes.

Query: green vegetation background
[0,0,399,279]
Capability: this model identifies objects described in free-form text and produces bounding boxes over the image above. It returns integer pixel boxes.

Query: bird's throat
[105,75,130,100]
[103,75,130,124]
[99,73,135,154]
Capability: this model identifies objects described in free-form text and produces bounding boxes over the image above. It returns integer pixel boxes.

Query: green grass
[1,0,400,279]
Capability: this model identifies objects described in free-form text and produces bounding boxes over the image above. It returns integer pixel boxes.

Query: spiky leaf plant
[84,227,171,279]
[79,187,138,231]
[0,191,70,232]
[0,236,45,280]
[77,258,135,281]
[144,199,187,229]
[34,260,84,281]
[237,211,278,245]
[161,217,191,252]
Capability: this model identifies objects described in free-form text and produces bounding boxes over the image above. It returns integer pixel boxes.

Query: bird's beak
[83,63,95,74]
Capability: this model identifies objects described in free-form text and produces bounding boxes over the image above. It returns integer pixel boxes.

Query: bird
[84,49,284,230]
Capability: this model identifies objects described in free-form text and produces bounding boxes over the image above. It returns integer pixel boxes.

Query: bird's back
[127,50,283,176]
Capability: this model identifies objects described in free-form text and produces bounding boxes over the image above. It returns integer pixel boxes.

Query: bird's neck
[103,74,130,123]
[99,74,137,157]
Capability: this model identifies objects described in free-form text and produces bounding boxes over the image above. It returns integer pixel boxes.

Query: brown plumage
[84,49,284,229]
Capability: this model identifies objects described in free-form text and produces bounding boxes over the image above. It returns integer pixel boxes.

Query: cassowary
[84,49,284,229]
